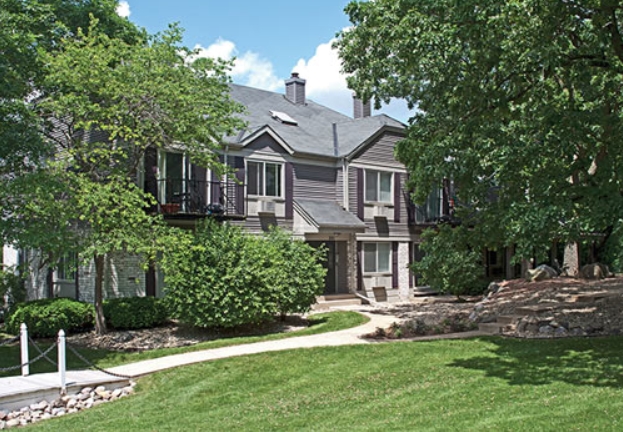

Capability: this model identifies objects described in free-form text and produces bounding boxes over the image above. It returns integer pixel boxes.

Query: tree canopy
[1,1,245,332]
[336,0,623,262]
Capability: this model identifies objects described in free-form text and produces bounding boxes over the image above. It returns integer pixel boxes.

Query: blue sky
[117,1,411,122]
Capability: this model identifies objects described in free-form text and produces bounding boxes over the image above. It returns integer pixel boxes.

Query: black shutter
[285,162,294,219]
[394,173,401,223]
[408,242,414,288]
[234,156,246,216]
[392,242,399,289]
[357,168,364,220]
[144,147,158,204]
[210,155,224,205]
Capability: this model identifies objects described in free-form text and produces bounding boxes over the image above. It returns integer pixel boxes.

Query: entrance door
[308,241,348,295]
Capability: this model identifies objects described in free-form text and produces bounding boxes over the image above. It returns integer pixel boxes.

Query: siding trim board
[285,162,294,219]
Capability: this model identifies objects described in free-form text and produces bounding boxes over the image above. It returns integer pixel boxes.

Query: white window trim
[246,159,285,199]
[362,242,392,275]
[364,169,394,205]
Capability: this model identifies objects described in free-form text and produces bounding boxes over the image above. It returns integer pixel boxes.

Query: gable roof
[225,84,405,159]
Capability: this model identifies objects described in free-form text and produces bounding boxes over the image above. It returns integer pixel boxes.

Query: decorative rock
[555,327,568,336]
[0,421,5,430]
[539,325,554,335]
[5,420,19,428]
[66,398,78,409]
[0,412,6,421]
[112,388,122,398]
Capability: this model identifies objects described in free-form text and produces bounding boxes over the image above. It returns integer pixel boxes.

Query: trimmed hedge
[103,296,168,330]
[6,298,95,338]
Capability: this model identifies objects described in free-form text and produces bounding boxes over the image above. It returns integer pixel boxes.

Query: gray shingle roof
[294,199,366,231]
[226,84,404,158]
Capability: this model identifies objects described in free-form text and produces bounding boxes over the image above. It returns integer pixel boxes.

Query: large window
[363,242,391,273]
[57,252,77,281]
[247,161,282,197]
[365,170,392,203]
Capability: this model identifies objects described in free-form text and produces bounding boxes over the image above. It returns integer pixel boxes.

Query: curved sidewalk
[107,310,400,378]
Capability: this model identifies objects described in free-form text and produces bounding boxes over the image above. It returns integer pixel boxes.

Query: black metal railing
[145,178,245,218]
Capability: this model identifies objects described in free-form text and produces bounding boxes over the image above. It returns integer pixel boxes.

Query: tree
[336,0,623,264]
[2,16,245,333]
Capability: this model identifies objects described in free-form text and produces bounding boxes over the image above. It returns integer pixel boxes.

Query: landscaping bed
[367,276,623,339]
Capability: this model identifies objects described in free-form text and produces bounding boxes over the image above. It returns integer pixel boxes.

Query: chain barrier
[65,342,133,379]
[29,336,58,367]
[0,334,20,348]
[0,340,57,373]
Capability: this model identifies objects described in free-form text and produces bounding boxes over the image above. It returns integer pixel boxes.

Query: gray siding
[348,168,358,213]
[292,163,337,201]
[336,167,344,205]
[353,132,404,168]
[246,134,286,154]
[232,216,293,234]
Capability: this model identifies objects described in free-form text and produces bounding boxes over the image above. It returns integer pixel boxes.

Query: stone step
[514,303,561,315]
[478,322,505,334]
[570,291,619,303]
[313,294,362,310]
[497,315,523,325]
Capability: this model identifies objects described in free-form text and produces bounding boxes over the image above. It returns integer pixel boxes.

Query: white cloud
[292,39,413,122]
[193,39,281,92]
[116,1,131,18]
[192,36,413,122]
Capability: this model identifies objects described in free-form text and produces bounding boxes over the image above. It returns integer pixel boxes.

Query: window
[363,243,391,273]
[365,170,393,203]
[247,161,282,197]
[57,253,77,281]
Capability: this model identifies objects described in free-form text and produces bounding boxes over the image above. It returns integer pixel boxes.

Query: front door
[309,241,348,295]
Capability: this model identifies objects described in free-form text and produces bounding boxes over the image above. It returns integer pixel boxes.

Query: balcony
[145,178,246,220]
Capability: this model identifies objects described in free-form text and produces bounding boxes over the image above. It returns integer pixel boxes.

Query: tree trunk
[94,253,107,334]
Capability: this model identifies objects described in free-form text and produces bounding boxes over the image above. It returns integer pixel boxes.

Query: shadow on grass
[450,336,623,388]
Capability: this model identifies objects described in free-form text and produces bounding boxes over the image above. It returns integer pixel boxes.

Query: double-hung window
[247,161,282,197]
[363,242,391,274]
[365,170,393,203]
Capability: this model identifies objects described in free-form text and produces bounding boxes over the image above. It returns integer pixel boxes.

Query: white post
[20,323,29,377]
[58,330,66,394]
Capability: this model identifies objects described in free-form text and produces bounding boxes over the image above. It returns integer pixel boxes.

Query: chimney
[285,72,306,105]
[353,94,371,118]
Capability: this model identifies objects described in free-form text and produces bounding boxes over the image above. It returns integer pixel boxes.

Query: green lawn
[0,311,367,377]
[25,336,623,431]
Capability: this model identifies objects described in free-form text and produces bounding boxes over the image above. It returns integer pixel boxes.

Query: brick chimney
[353,94,371,118]
[285,72,306,105]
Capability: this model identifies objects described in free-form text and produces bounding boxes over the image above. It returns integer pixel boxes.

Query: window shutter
[357,168,364,220]
[392,242,399,289]
[234,156,245,216]
[408,242,413,288]
[394,173,401,222]
[144,147,158,203]
[285,162,294,219]
[210,155,224,205]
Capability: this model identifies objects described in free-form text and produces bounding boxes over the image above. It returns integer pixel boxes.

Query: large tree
[2,10,244,332]
[336,0,623,264]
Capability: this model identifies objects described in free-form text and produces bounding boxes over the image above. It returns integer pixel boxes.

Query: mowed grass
[27,336,623,431]
[0,311,367,377]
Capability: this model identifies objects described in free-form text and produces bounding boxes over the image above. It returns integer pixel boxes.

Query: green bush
[161,220,326,328]
[6,298,94,337]
[103,296,168,329]
[411,225,485,297]
[264,228,326,316]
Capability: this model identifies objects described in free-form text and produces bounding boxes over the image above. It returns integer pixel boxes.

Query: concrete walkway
[0,309,484,410]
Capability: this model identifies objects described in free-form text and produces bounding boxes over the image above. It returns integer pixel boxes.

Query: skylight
[270,110,298,126]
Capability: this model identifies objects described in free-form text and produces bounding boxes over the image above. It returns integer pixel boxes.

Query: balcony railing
[145,178,246,219]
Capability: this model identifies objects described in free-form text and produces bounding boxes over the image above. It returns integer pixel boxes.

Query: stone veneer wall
[398,242,411,301]
[78,253,146,303]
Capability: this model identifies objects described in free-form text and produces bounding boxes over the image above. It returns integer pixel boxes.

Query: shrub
[264,228,326,316]
[412,225,485,297]
[103,296,168,330]
[6,298,94,337]
[161,220,326,328]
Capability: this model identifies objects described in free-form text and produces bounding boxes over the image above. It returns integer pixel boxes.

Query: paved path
[0,309,484,410]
